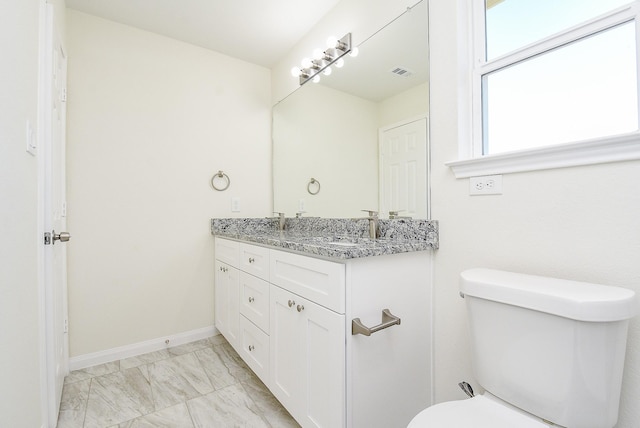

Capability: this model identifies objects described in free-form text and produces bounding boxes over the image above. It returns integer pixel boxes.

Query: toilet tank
[460,268,637,428]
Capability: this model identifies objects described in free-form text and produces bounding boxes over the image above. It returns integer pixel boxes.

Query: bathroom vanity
[212,218,437,428]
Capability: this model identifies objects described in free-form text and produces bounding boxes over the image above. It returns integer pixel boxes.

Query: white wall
[429,1,640,427]
[65,11,272,357]
[0,0,44,426]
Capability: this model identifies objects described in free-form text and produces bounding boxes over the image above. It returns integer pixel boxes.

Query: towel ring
[307,178,320,195]
[211,170,230,191]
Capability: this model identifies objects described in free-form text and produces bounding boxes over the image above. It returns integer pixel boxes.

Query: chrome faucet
[361,210,379,239]
[273,212,286,231]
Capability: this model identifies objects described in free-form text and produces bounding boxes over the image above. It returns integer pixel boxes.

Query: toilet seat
[407,394,551,428]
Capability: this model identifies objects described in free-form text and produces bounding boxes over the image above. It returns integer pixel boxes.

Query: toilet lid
[407,395,550,428]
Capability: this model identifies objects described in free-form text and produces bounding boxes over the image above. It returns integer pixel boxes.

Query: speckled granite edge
[210,217,439,260]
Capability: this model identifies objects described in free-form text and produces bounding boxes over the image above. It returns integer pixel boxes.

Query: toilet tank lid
[460,268,638,322]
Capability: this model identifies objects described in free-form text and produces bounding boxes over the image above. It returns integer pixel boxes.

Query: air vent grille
[390,67,414,77]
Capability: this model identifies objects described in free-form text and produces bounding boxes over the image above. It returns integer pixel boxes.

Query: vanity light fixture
[290,33,353,86]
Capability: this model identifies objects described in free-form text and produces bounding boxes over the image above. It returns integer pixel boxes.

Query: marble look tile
[149,352,214,410]
[84,367,155,427]
[167,338,214,356]
[119,349,172,370]
[115,403,194,428]
[241,377,300,428]
[197,343,255,388]
[56,378,91,428]
[209,334,227,346]
[187,384,268,428]
[65,361,120,384]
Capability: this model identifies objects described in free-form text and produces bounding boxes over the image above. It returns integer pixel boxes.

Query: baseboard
[69,325,220,371]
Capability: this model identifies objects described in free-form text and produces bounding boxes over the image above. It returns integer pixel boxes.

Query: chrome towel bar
[352,309,401,336]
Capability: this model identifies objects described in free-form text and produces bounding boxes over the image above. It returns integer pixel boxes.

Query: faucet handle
[273,211,285,218]
[295,211,307,218]
[389,210,404,219]
[361,210,378,218]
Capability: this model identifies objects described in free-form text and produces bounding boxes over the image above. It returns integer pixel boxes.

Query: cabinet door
[269,284,304,415]
[214,260,239,349]
[299,296,345,428]
[270,284,346,428]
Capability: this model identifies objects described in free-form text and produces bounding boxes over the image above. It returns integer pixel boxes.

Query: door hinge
[44,232,52,245]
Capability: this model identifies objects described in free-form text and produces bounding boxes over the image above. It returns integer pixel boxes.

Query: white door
[379,118,428,218]
[43,4,69,425]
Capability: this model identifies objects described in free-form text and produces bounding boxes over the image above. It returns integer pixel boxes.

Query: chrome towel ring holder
[211,170,230,191]
[307,178,320,195]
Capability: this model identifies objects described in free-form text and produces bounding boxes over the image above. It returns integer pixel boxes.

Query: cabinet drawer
[270,249,346,314]
[240,272,269,333]
[239,316,269,385]
[215,238,239,268]
[239,243,270,281]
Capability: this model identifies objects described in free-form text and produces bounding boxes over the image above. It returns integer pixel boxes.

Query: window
[447,0,640,177]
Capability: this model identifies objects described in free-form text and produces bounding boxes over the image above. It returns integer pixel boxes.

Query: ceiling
[65,0,342,68]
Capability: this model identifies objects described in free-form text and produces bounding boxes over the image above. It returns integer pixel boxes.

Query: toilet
[409,268,638,428]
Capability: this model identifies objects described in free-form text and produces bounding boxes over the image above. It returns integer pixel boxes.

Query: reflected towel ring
[307,178,320,195]
[211,170,230,191]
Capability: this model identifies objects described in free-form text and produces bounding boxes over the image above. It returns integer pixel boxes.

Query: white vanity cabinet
[269,253,346,428]
[214,237,432,428]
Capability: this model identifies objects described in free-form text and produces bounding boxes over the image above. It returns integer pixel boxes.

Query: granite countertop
[211,217,438,260]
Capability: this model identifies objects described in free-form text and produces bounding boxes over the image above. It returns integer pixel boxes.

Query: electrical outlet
[231,197,240,212]
[469,175,503,195]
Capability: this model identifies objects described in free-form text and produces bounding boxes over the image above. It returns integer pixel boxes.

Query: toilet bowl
[407,268,637,428]
[408,393,549,428]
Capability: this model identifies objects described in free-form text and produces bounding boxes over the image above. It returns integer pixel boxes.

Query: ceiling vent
[390,67,414,78]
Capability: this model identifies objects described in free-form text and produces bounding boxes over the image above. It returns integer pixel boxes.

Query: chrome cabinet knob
[248,345,254,351]
[248,257,255,263]
[288,300,295,308]
[248,297,254,303]
[297,304,305,312]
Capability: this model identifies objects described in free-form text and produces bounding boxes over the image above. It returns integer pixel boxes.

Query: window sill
[446,133,640,178]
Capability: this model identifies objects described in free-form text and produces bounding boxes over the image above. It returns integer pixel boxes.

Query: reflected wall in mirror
[273,0,429,219]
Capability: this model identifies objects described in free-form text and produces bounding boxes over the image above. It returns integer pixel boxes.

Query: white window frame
[447,1,640,178]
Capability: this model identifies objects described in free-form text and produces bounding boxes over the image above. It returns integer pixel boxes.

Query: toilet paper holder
[352,309,401,336]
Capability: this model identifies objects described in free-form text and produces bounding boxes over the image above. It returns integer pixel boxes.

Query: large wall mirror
[273,0,429,219]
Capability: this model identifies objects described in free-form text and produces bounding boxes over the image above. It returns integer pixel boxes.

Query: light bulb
[323,66,332,76]
[301,57,312,68]
[326,36,338,48]
[349,47,359,57]
[335,58,345,68]
[312,75,321,83]
[291,67,302,77]
[313,48,324,60]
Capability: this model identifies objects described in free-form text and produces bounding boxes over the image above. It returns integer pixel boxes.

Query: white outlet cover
[469,175,503,195]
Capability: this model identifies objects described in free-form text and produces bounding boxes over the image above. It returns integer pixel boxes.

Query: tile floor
[57,335,300,428]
